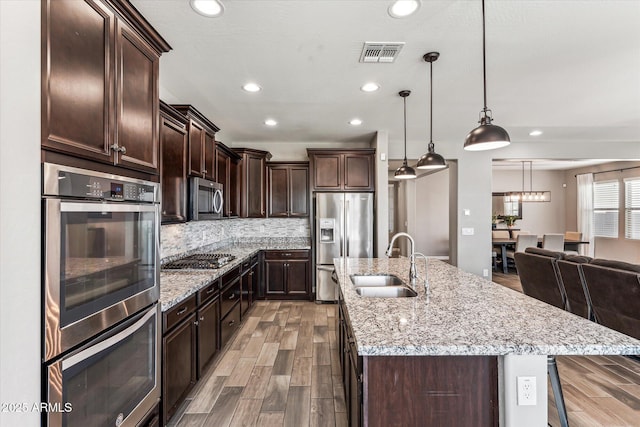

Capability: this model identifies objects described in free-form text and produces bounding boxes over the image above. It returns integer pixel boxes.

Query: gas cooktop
[162,253,236,270]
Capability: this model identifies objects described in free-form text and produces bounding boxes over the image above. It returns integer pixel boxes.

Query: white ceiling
[131,0,640,154]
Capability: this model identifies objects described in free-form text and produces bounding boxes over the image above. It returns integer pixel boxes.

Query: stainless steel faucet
[386,232,417,283]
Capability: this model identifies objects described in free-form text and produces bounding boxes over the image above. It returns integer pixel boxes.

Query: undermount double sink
[349,274,417,298]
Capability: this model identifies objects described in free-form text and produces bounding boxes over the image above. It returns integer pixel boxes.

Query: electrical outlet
[517,376,537,406]
[483,269,489,277]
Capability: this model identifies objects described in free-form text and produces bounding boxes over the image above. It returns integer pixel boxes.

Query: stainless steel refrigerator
[315,192,374,302]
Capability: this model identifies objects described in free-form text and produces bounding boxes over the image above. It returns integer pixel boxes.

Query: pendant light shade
[463,0,510,151]
[395,90,416,180]
[417,51,446,170]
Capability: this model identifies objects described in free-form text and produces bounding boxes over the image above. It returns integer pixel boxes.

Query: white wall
[407,168,450,257]
[373,131,389,257]
[0,1,41,426]
[492,169,566,236]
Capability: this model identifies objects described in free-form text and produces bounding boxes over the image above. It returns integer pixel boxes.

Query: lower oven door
[46,304,160,427]
[43,198,159,361]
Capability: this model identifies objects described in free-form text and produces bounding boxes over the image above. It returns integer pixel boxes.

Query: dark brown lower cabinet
[263,250,311,300]
[338,291,499,427]
[162,295,197,425]
[196,295,219,377]
[163,280,221,425]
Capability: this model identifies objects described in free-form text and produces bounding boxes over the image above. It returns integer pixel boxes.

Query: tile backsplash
[161,218,311,259]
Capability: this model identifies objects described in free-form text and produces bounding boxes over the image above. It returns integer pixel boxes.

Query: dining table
[492,237,590,274]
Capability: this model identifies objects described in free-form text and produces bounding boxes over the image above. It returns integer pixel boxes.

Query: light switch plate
[461,227,474,236]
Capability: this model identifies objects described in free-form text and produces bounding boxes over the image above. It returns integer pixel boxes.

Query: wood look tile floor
[170,287,640,427]
[168,301,347,427]
[493,270,640,427]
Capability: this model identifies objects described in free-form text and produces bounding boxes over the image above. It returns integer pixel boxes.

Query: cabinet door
[313,154,342,190]
[264,260,286,296]
[268,166,289,217]
[228,159,239,217]
[247,154,266,217]
[344,153,374,191]
[114,19,159,173]
[289,166,309,217]
[159,114,187,223]
[249,263,259,304]
[163,314,197,424]
[43,0,113,162]
[240,268,250,316]
[188,120,204,177]
[204,132,216,181]
[216,149,230,216]
[197,298,219,377]
[286,259,310,296]
[349,352,361,427]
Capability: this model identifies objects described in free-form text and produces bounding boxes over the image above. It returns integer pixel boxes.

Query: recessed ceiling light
[264,119,277,126]
[190,0,224,17]
[349,119,363,126]
[360,82,380,92]
[242,82,261,92]
[529,130,543,136]
[388,0,420,18]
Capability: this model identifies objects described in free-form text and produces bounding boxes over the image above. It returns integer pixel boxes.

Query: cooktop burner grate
[163,253,236,270]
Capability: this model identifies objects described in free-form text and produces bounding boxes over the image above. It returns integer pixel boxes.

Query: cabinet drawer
[264,250,309,260]
[241,258,251,273]
[220,303,241,349]
[197,280,219,305]
[220,278,241,318]
[163,294,197,332]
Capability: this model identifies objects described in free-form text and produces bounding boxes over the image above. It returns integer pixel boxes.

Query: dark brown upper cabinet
[235,148,272,218]
[307,149,375,192]
[159,101,188,224]
[267,162,310,217]
[171,105,220,180]
[42,0,170,175]
[215,142,241,217]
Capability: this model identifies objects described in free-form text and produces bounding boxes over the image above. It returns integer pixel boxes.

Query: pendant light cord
[403,95,408,163]
[481,0,488,113]
[429,60,433,145]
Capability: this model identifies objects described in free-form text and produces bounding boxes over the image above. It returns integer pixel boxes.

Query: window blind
[593,180,619,238]
[625,178,640,240]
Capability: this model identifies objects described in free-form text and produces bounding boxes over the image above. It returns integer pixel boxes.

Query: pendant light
[417,52,446,169]
[394,90,416,180]
[463,0,510,151]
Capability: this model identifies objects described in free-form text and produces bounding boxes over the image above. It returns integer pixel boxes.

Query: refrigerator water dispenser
[319,218,335,242]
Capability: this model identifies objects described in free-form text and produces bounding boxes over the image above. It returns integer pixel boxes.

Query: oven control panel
[43,163,158,203]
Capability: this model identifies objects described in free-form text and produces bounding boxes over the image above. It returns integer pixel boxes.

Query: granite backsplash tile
[161,217,310,260]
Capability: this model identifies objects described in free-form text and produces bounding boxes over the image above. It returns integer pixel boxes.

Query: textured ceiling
[131,0,640,153]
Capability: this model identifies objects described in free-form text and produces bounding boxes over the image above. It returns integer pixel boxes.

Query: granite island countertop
[160,239,310,311]
[335,257,640,357]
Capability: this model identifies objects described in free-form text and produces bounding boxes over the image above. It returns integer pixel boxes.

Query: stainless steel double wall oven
[42,163,161,427]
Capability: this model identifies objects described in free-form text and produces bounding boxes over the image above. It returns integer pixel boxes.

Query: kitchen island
[335,257,640,427]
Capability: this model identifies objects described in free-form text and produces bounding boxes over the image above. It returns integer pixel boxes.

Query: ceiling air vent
[359,42,405,63]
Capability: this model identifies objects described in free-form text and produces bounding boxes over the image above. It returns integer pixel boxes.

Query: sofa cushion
[589,258,640,273]
[525,247,565,260]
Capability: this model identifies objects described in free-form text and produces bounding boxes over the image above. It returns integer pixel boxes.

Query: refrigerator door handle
[345,199,350,257]
[339,199,344,257]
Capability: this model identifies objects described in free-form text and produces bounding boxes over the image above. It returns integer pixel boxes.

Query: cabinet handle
[249,271,253,276]
[284,253,291,257]
[109,143,119,152]
[228,294,236,300]
[176,307,187,316]
[206,287,215,294]
[228,320,235,327]
[194,320,199,326]
[119,145,126,154]
[200,316,205,321]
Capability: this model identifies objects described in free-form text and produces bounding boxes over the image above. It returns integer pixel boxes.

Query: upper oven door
[43,199,159,361]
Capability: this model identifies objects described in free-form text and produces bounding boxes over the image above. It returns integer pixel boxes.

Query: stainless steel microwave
[189,177,224,220]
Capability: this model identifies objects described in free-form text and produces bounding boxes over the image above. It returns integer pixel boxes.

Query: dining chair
[514,247,569,427]
[542,234,565,252]
[505,234,538,268]
[511,230,530,238]
[564,231,582,241]
[563,231,583,255]
[491,230,510,239]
